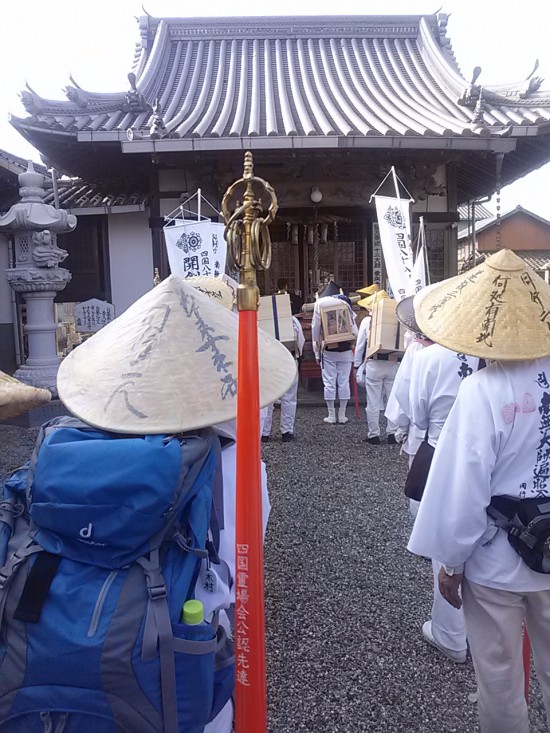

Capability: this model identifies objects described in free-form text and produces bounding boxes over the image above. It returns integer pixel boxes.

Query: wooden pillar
[446,161,458,277]
[148,166,168,279]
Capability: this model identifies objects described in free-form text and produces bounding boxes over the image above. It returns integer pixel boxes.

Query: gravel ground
[1,410,548,732]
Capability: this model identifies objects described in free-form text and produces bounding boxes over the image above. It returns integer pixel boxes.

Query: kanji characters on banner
[373,195,414,302]
[163,220,226,279]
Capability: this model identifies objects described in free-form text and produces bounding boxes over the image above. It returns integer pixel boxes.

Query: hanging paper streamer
[164,219,226,279]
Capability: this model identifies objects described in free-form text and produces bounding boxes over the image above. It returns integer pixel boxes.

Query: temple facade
[2,11,550,371]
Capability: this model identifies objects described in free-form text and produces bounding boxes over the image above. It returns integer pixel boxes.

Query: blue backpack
[0,416,234,733]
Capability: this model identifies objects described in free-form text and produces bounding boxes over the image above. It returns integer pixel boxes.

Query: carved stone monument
[0,162,77,396]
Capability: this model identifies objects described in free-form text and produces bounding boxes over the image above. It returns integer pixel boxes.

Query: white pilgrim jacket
[408,358,550,592]
[384,339,425,455]
[408,343,480,448]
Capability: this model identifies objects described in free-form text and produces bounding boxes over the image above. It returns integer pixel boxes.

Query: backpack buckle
[148,583,167,601]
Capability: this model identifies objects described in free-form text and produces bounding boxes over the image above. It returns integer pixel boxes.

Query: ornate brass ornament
[221,152,278,311]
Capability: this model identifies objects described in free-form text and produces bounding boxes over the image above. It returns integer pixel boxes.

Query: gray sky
[2,0,550,218]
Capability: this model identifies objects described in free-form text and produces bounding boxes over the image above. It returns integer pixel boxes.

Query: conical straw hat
[0,371,51,419]
[395,295,420,333]
[357,290,388,310]
[186,276,234,310]
[414,249,550,360]
[57,275,297,434]
[356,283,381,296]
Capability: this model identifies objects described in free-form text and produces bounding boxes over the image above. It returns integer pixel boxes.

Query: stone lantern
[0,162,77,396]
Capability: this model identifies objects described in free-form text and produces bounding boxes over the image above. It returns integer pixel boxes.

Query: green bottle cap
[182,599,204,625]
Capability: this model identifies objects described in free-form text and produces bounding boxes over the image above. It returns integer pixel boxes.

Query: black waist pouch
[403,439,435,502]
[488,495,550,574]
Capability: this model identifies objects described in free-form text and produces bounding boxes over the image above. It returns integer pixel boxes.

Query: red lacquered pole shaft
[234,309,267,733]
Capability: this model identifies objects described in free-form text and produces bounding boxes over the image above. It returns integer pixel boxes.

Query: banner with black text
[163,220,226,279]
[373,195,414,302]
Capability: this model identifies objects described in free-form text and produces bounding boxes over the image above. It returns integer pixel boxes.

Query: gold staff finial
[221,152,278,311]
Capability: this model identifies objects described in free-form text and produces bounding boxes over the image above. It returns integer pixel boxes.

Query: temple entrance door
[262,221,301,298]
[262,214,369,300]
[303,217,369,298]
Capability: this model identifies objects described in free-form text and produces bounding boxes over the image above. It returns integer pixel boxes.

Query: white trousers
[462,579,550,733]
[321,353,352,401]
[365,360,399,437]
[431,560,467,652]
[262,374,299,435]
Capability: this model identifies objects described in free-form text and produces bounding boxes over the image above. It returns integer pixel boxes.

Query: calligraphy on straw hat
[414,249,550,361]
[57,276,297,434]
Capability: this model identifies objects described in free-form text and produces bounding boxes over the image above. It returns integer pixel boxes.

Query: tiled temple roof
[11,14,550,143]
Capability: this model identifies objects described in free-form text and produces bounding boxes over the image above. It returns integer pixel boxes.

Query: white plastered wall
[108,211,153,316]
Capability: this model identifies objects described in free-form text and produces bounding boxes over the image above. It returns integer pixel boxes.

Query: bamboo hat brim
[356,284,381,296]
[0,371,51,419]
[57,275,297,434]
[395,295,420,333]
[414,249,550,360]
[357,290,388,310]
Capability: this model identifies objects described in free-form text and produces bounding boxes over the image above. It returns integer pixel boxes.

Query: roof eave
[119,134,518,154]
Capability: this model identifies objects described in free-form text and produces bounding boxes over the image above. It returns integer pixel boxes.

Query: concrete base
[0,399,70,429]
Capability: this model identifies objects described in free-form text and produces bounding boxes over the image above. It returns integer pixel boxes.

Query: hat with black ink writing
[414,249,550,360]
[57,275,297,433]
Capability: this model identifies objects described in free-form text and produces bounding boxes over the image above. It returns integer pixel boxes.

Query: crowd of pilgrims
[306,250,550,733]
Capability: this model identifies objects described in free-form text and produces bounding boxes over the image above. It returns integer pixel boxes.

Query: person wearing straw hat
[408,250,550,732]
[406,305,481,664]
[55,275,297,733]
[353,289,399,445]
[384,294,434,508]
[312,281,357,424]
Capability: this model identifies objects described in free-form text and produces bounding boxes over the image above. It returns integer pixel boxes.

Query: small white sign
[74,299,115,333]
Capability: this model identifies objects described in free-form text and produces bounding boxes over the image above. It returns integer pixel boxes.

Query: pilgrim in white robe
[353,314,398,438]
[384,338,426,459]
[408,343,480,655]
[312,296,357,422]
[384,338,428,518]
[408,358,550,733]
[262,316,305,437]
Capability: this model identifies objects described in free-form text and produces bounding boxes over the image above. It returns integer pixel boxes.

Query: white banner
[408,219,429,295]
[374,195,414,302]
[163,220,226,279]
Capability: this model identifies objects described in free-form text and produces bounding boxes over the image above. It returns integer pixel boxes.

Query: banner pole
[222,153,278,733]
[197,187,202,222]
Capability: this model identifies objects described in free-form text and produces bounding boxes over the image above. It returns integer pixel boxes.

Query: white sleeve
[353,318,369,367]
[409,351,431,434]
[311,306,322,361]
[292,316,305,357]
[408,376,498,567]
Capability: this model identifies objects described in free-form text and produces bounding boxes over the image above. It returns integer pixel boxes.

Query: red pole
[234,311,267,732]
[523,625,531,702]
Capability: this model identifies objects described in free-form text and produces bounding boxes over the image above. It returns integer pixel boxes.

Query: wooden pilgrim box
[319,301,355,346]
[366,298,405,360]
[258,293,296,351]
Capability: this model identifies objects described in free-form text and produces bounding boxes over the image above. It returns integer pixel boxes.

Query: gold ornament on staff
[221,151,278,310]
